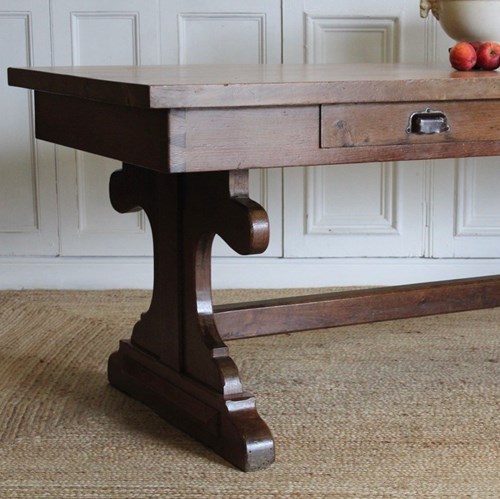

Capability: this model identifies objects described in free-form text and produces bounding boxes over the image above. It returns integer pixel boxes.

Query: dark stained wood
[31,93,500,174]
[10,66,500,174]
[214,276,500,340]
[109,339,274,470]
[107,164,273,471]
[8,63,500,471]
[35,92,170,172]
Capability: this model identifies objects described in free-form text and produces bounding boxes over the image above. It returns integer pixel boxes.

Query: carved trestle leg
[107,164,274,471]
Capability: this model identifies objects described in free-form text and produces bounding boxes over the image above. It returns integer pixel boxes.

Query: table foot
[108,340,274,471]
[107,164,273,470]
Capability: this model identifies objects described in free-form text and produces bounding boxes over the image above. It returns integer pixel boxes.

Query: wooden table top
[8,63,500,109]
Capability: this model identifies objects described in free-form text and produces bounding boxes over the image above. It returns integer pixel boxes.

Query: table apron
[34,91,500,173]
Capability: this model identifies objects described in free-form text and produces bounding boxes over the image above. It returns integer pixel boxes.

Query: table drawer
[321,101,500,149]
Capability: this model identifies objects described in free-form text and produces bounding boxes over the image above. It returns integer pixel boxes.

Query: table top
[8,63,500,109]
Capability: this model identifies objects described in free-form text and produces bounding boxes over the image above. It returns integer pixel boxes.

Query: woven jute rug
[0,289,499,498]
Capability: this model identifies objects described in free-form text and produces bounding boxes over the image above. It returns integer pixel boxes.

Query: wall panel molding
[304,15,398,63]
[74,152,147,234]
[306,163,398,235]
[423,14,439,63]
[3,256,500,289]
[455,159,500,237]
[0,11,39,233]
[70,11,140,65]
[178,12,267,64]
[0,11,33,63]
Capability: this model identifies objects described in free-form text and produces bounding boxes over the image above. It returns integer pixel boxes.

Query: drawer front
[169,102,500,173]
[321,101,500,149]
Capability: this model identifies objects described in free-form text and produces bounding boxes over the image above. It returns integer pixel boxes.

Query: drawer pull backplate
[406,108,450,135]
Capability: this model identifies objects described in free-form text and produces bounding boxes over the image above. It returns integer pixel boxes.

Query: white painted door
[283,0,429,259]
[3,0,500,288]
[0,0,58,255]
[51,0,282,257]
[160,0,283,257]
[429,25,500,258]
[51,0,160,256]
[283,0,500,266]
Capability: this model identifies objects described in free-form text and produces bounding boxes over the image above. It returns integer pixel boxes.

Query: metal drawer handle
[406,108,450,135]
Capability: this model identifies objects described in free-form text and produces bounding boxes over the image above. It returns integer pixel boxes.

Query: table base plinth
[107,164,273,471]
[108,340,274,472]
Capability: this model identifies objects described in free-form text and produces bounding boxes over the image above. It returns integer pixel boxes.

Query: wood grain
[9,63,500,109]
[168,106,319,172]
[9,62,500,471]
[11,65,500,173]
[35,91,169,172]
[321,101,500,148]
[168,104,500,172]
[214,276,500,340]
[108,165,273,471]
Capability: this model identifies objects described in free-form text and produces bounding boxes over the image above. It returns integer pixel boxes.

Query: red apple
[449,42,477,71]
[470,41,482,69]
[476,42,500,70]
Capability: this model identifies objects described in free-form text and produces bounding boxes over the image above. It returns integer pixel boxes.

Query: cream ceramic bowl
[422,0,500,42]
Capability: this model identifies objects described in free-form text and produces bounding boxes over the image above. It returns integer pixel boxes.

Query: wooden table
[8,64,500,471]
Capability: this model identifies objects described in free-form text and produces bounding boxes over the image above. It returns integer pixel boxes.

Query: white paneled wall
[431,157,500,258]
[0,1,57,256]
[283,1,426,260]
[159,0,283,257]
[1,0,500,289]
[51,0,159,256]
[284,162,426,258]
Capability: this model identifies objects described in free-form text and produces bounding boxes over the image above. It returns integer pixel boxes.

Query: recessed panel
[305,16,397,64]
[178,13,266,64]
[284,12,424,258]
[305,16,398,238]
[76,152,145,233]
[0,14,37,231]
[71,13,138,65]
[456,158,500,236]
[307,164,397,235]
[70,12,142,237]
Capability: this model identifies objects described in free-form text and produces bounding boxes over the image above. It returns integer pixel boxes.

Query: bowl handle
[420,0,439,20]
